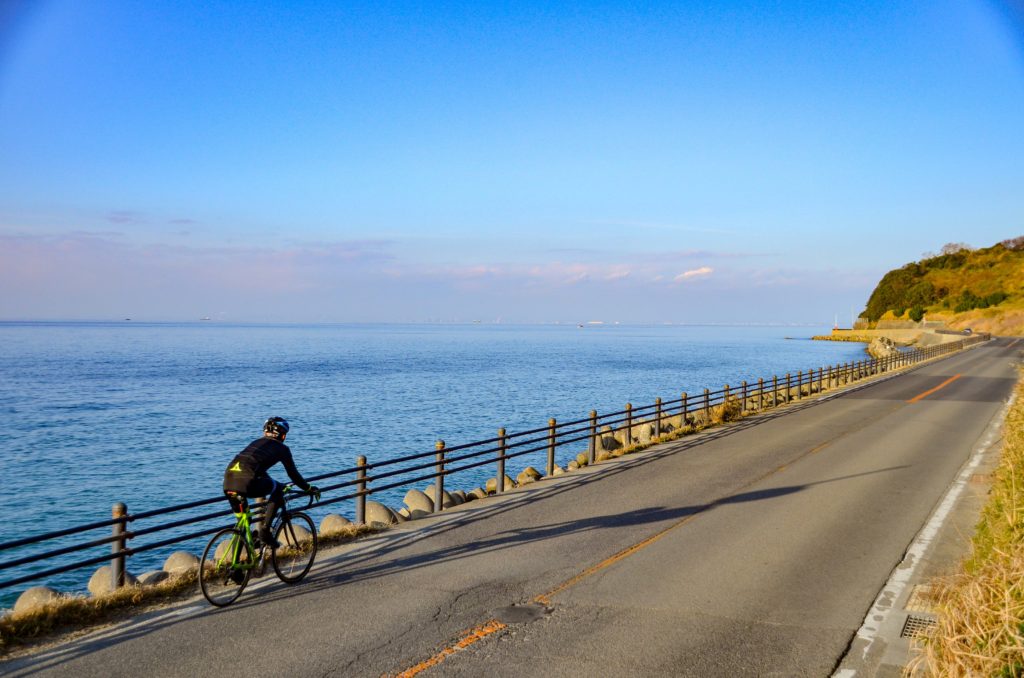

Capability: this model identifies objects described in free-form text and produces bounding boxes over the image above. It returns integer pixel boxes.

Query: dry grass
[905,369,1024,677]
[0,571,199,654]
[710,397,743,425]
[318,522,379,547]
[945,309,1024,337]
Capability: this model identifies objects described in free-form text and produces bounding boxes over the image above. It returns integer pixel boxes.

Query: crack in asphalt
[327,619,420,678]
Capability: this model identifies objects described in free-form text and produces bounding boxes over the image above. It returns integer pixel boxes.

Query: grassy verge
[0,523,380,655]
[906,368,1024,677]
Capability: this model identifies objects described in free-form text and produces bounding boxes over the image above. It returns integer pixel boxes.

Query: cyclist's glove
[308,485,321,502]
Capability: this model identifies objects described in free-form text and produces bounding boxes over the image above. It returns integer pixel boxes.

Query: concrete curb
[832,389,1014,677]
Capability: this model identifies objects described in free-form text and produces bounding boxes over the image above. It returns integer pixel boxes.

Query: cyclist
[223,416,320,549]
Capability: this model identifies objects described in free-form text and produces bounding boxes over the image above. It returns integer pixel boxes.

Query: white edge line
[832,389,1016,677]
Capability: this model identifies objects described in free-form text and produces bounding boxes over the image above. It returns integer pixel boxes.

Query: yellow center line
[390,620,507,678]
[391,388,913,674]
[906,374,962,403]
[533,514,703,605]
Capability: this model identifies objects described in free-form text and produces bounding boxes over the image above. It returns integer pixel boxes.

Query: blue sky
[1,0,1022,323]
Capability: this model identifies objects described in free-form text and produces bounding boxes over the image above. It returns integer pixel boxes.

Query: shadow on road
[5,355,941,675]
[307,464,910,589]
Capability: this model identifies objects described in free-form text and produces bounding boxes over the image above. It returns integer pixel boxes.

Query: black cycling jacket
[223,436,311,492]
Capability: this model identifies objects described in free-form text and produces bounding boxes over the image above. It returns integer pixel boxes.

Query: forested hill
[861,237,1024,336]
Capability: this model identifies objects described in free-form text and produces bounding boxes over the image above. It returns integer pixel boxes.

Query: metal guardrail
[0,335,988,601]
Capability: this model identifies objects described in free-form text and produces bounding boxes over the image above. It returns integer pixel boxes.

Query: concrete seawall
[818,328,970,347]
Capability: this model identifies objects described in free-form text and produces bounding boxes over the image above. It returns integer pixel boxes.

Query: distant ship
[200,316,211,321]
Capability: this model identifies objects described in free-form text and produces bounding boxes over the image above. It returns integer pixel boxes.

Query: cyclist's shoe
[228,569,246,585]
[259,531,281,550]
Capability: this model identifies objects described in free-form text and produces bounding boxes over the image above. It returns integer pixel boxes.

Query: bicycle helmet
[263,416,290,438]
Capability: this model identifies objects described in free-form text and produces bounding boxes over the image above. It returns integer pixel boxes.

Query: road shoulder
[833,390,1012,677]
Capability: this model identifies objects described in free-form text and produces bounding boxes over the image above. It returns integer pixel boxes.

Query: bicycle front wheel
[200,527,252,606]
[271,512,317,583]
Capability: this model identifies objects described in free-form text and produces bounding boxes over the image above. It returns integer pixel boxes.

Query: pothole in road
[493,603,549,624]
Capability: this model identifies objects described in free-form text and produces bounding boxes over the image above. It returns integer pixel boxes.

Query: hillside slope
[861,237,1024,336]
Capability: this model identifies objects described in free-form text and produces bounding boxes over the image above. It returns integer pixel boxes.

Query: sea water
[0,322,867,604]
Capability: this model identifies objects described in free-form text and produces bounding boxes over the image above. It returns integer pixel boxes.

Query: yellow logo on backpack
[228,461,242,472]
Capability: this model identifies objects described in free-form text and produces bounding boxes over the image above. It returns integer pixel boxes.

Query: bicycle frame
[214,503,262,576]
[217,484,305,574]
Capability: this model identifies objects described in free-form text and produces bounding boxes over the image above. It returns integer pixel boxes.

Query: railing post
[547,418,557,477]
[356,455,367,525]
[786,373,791,401]
[434,440,446,513]
[588,411,597,464]
[680,393,688,423]
[111,502,127,591]
[818,367,823,393]
[624,403,633,447]
[703,389,710,420]
[741,381,747,412]
[654,398,662,437]
[772,375,778,406]
[796,372,802,400]
[757,378,764,409]
[497,428,507,493]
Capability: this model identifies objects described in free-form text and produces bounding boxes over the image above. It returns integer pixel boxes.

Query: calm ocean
[0,322,867,605]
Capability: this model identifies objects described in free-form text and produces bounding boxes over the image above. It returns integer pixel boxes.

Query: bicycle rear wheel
[200,527,252,606]
[271,512,317,583]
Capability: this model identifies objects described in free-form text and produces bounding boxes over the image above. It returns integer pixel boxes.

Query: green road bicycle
[199,484,319,607]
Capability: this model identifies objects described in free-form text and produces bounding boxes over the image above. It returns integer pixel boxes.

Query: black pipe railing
[0,335,988,601]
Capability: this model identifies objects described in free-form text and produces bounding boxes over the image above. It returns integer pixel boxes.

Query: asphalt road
[5,338,1021,677]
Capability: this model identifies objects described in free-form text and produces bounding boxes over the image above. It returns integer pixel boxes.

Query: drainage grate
[900,614,938,639]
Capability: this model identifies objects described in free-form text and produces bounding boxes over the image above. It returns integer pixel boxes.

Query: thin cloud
[654,249,767,261]
[107,211,147,225]
[673,266,713,282]
[544,246,765,264]
[583,219,735,235]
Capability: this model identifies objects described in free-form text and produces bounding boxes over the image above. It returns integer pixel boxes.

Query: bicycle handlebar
[282,484,315,509]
